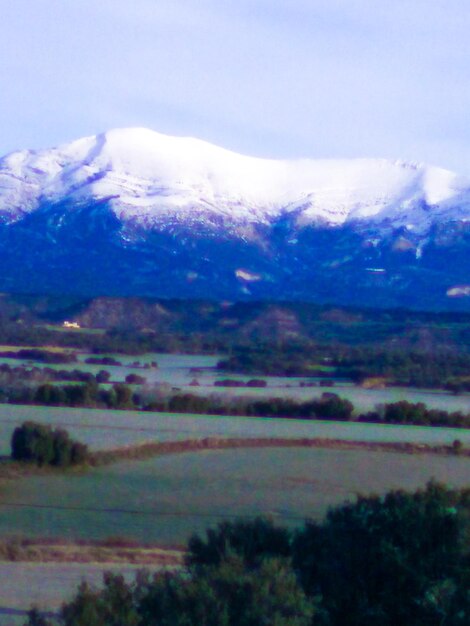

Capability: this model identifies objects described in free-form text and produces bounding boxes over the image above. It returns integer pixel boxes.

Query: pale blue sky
[1,1,470,174]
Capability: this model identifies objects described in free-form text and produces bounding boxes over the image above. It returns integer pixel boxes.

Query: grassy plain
[39,324,106,335]
[0,404,469,457]
[0,446,468,546]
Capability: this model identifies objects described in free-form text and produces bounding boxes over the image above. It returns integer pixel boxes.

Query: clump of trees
[145,392,354,421]
[31,381,136,410]
[26,482,470,625]
[1,380,469,427]
[11,421,88,467]
[214,378,268,388]
[359,400,470,428]
[219,344,470,390]
[125,373,146,385]
[214,378,248,387]
[0,349,77,364]
[85,356,122,366]
[0,363,99,386]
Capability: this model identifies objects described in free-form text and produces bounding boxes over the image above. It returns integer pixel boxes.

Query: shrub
[245,379,268,387]
[452,439,463,455]
[11,421,88,468]
[11,422,54,466]
[110,384,135,409]
[96,370,111,383]
[125,374,146,385]
[214,379,246,387]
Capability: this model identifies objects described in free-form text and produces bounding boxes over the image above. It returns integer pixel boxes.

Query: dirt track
[91,435,469,465]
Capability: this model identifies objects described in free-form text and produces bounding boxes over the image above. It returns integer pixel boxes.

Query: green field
[195,383,470,414]
[0,446,468,546]
[0,404,469,456]
[39,324,106,335]
[1,348,470,417]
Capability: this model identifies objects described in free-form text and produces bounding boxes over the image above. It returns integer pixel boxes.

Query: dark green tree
[135,558,316,626]
[11,422,88,468]
[186,517,292,569]
[24,607,51,626]
[96,370,111,384]
[113,383,134,409]
[293,482,470,626]
[11,421,54,466]
[60,574,139,626]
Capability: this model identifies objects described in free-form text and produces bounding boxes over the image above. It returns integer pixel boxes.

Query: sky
[1,0,470,174]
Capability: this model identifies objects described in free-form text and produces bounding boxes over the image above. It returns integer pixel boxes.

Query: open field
[39,324,106,335]
[0,446,468,546]
[194,383,470,415]
[0,404,469,456]
[0,352,220,385]
[1,350,469,415]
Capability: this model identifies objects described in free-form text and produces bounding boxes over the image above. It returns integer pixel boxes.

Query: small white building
[63,320,81,329]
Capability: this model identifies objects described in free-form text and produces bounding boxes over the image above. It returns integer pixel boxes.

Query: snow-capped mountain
[0,128,469,309]
[2,127,470,232]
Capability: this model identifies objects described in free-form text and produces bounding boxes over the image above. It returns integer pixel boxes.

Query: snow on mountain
[1,128,470,309]
[0,127,468,234]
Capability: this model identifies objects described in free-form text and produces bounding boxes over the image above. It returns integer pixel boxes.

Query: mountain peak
[0,128,469,232]
[0,129,469,308]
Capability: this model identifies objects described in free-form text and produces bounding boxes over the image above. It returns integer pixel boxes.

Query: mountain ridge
[0,128,469,310]
[1,127,469,232]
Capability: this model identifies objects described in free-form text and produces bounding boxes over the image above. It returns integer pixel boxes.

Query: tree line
[0,362,111,386]
[2,381,470,428]
[360,400,470,428]
[218,344,470,389]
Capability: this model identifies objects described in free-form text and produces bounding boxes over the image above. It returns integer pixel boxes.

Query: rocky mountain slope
[0,128,469,309]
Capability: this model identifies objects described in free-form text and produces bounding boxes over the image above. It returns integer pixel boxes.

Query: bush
[11,421,88,467]
[214,379,246,387]
[96,370,111,383]
[245,379,268,387]
[125,374,146,385]
[112,383,135,408]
